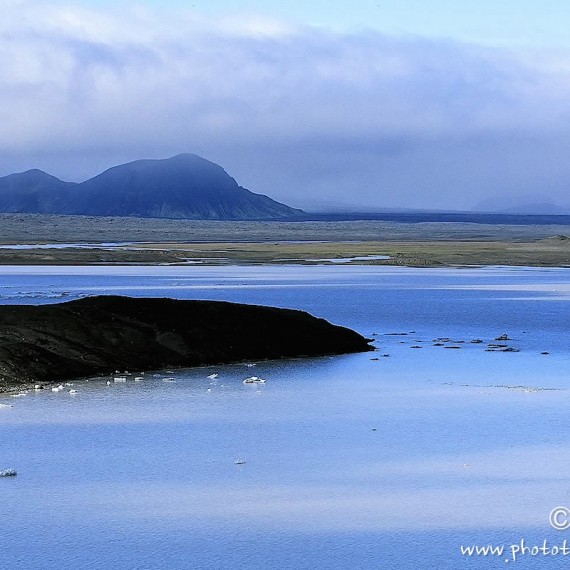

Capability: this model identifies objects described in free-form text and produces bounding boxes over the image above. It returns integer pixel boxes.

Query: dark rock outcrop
[0,154,304,220]
[0,296,372,389]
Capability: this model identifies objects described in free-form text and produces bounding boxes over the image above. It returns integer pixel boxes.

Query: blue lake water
[1,265,570,569]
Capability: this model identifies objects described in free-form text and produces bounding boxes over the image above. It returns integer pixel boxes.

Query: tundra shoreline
[0,238,568,267]
[0,215,569,267]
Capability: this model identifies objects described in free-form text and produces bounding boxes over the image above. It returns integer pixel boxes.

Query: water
[1,265,570,569]
[0,242,135,250]
[303,254,391,263]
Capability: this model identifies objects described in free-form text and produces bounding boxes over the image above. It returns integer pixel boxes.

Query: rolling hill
[0,154,303,220]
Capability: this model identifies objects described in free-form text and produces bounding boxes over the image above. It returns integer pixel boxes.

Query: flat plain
[0,213,569,266]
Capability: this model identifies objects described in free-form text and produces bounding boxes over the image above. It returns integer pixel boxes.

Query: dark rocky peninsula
[0,296,372,390]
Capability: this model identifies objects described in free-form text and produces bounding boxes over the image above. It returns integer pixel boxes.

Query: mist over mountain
[471,196,568,215]
[0,154,303,220]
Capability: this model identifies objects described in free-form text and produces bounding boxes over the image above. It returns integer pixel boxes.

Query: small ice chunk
[243,376,266,384]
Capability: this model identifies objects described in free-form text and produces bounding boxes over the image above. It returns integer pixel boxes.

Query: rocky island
[0,296,372,390]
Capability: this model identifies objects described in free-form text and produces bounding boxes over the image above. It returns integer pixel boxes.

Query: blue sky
[64,0,570,47]
[238,0,570,48]
[2,0,570,212]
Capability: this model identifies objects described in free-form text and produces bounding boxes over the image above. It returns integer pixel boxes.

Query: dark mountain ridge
[0,154,303,220]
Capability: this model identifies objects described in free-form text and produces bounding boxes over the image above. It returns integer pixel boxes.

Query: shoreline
[0,214,567,267]
[0,238,567,267]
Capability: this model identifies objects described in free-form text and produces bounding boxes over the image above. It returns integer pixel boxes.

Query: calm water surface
[1,265,570,569]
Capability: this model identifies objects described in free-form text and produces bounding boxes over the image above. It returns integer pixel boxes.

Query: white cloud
[2,1,570,210]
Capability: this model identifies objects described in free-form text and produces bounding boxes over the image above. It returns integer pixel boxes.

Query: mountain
[0,154,303,220]
[0,169,77,213]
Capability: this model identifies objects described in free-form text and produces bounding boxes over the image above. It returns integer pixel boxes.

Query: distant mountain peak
[169,152,210,161]
[8,168,58,181]
[0,154,303,220]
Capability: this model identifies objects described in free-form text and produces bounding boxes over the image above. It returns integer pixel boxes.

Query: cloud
[2,1,570,210]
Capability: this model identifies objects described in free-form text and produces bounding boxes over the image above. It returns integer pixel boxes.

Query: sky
[2,0,570,212]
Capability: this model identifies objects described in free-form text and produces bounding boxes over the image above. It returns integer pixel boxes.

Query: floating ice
[243,376,266,384]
